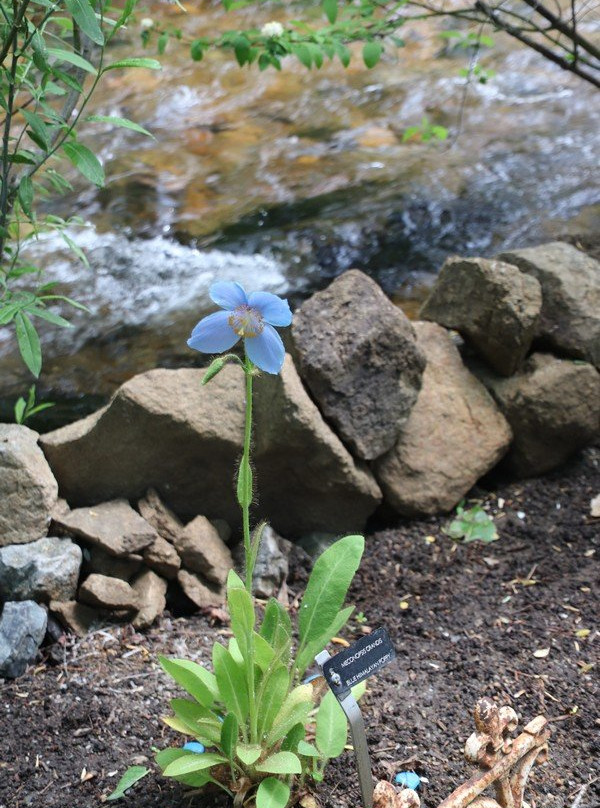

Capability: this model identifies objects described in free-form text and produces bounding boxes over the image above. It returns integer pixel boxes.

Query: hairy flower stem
[241,358,254,593]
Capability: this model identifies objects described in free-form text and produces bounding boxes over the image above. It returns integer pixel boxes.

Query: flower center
[228,304,265,338]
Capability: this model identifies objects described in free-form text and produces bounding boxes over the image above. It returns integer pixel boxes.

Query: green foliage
[444,501,499,543]
[402,117,449,143]
[106,766,150,800]
[0,0,157,380]
[155,534,364,806]
[14,384,54,424]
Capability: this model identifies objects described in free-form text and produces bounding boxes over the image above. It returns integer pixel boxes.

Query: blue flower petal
[395,772,421,790]
[247,291,292,327]
[183,742,205,754]
[244,324,285,374]
[188,310,239,354]
[210,281,247,310]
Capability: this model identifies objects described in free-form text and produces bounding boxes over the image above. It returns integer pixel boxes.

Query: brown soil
[1,448,598,808]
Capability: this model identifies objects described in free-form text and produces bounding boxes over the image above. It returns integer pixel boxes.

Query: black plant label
[323,627,396,699]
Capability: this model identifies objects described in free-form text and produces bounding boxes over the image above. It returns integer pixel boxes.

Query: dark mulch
[0,448,598,808]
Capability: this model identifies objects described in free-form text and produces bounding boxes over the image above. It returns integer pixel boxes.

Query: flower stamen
[228,305,265,339]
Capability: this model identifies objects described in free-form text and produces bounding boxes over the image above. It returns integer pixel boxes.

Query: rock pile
[1,240,598,677]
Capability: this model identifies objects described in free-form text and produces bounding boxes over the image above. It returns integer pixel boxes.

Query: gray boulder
[374,323,512,515]
[177,570,223,609]
[78,573,139,611]
[292,269,426,459]
[0,601,48,679]
[477,352,600,477]
[55,499,157,557]
[0,537,82,602]
[420,256,542,376]
[499,242,600,368]
[253,355,382,536]
[0,424,58,546]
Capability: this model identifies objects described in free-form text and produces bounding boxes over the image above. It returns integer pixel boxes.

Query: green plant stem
[242,358,254,593]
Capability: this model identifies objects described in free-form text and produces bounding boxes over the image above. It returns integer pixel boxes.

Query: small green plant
[443,501,498,544]
[402,117,448,143]
[13,384,54,424]
[111,283,365,807]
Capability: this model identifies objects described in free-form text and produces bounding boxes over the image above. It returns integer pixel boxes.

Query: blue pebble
[183,742,205,754]
[395,771,421,790]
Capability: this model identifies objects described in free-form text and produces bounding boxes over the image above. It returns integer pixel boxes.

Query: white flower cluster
[140,17,154,30]
[260,21,284,38]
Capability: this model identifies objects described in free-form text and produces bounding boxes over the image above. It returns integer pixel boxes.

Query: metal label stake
[315,627,396,808]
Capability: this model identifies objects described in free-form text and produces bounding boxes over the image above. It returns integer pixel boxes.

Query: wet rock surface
[0,424,58,546]
[420,256,542,376]
[292,269,426,459]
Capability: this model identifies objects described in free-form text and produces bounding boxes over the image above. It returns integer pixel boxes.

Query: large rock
[253,355,382,536]
[0,537,82,603]
[82,545,143,581]
[420,257,542,376]
[175,516,233,586]
[0,424,58,546]
[41,364,381,537]
[78,574,139,611]
[0,601,48,679]
[499,242,600,368]
[41,368,246,523]
[477,353,600,477]
[374,323,512,515]
[54,499,157,557]
[131,570,167,629]
[252,525,289,599]
[292,269,426,459]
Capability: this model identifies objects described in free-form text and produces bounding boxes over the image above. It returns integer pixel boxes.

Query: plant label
[321,627,396,698]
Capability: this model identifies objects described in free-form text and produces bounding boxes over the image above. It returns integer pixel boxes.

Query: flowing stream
[1,0,598,423]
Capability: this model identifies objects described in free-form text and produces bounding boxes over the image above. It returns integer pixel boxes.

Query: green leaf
[233,36,251,66]
[298,535,363,647]
[29,307,72,328]
[260,598,292,662]
[86,115,154,139]
[228,585,255,660]
[256,751,302,775]
[236,743,262,765]
[102,58,161,72]
[14,397,26,424]
[256,777,291,808]
[15,312,42,377]
[62,142,104,187]
[280,722,306,752]
[64,0,104,45]
[106,765,149,801]
[220,713,238,760]
[22,110,50,151]
[158,656,218,706]
[47,47,97,74]
[323,0,338,23]
[227,568,245,590]
[191,40,205,61]
[170,698,222,744]
[295,605,354,677]
[163,752,227,778]
[156,748,213,786]
[294,43,312,69]
[253,632,276,671]
[363,41,383,68]
[256,663,289,739]
[266,685,313,746]
[18,176,34,216]
[315,689,347,759]
[297,740,320,757]
[213,643,249,725]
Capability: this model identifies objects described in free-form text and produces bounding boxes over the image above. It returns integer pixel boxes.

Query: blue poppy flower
[187,281,292,375]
